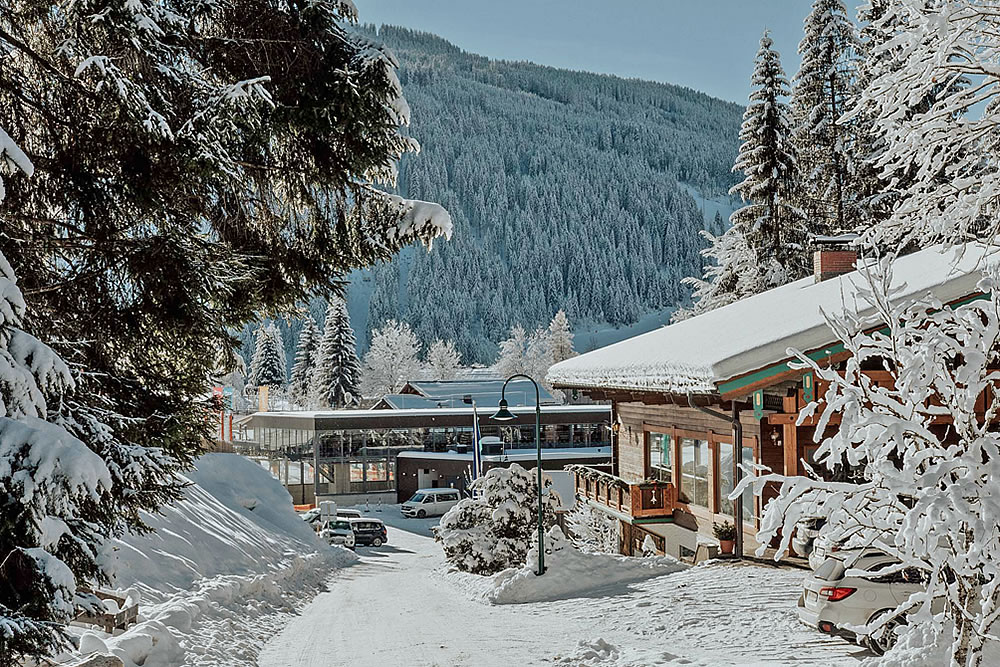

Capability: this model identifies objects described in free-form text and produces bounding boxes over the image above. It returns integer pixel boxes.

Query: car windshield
[409,493,425,503]
[332,521,351,530]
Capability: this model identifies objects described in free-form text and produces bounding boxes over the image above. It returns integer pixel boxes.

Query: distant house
[370,379,558,410]
[547,244,989,559]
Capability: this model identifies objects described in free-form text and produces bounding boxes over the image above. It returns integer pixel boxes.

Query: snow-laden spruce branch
[736,253,1000,665]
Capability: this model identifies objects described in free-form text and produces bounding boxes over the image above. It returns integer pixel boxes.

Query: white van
[401,488,462,518]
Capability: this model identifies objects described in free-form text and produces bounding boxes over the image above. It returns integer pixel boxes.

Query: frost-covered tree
[312,300,361,408]
[744,257,1000,666]
[791,0,860,232]
[426,339,461,380]
[547,310,576,364]
[248,323,286,388]
[566,503,620,554]
[676,34,804,321]
[360,320,420,397]
[289,317,319,407]
[850,0,999,248]
[435,464,559,575]
[496,325,532,379]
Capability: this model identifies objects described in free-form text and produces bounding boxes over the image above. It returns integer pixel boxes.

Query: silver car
[319,519,356,550]
[798,550,929,654]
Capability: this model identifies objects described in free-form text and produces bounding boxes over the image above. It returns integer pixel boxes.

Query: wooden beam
[782,422,799,476]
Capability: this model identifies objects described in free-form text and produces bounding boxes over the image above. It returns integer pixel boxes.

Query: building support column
[783,423,799,476]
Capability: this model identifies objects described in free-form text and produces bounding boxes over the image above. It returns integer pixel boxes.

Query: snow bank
[487,527,685,605]
[70,453,355,667]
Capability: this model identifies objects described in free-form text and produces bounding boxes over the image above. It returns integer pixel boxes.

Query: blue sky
[354,0,812,104]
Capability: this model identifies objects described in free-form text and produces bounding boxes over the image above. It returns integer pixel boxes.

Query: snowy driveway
[259,513,868,666]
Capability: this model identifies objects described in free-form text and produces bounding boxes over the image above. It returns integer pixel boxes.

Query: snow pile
[487,527,685,605]
[553,638,620,665]
[71,453,354,667]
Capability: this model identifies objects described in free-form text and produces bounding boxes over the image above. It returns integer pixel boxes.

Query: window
[647,432,672,482]
[718,443,755,520]
[680,438,710,507]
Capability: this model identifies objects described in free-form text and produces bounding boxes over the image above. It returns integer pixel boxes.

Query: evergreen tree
[312,299,362,408]
[249,323,286,388]
[426,339,462,380]
[0,139,177,663]
[289,317,320,407]
[677,32,805,321]
[792,0,860,233]
[731,31,806,277]
[547,310,576,364]
[360,320,420,397]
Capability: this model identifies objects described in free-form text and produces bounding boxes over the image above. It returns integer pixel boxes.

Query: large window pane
[742,446,755,520]
[719,442,735,517]
[647,432,671,482]
[680,438,709,507]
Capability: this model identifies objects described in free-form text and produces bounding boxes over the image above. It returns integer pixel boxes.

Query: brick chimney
[813,249,857,283]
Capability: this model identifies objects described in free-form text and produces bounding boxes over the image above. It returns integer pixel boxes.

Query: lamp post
[490,375,546,576]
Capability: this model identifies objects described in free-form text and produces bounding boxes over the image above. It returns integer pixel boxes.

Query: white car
[798,549,929,654]
[319,519,356,550]
[401,488,462,518]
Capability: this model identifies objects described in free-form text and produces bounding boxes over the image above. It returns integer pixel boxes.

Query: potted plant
[713,521,737,555]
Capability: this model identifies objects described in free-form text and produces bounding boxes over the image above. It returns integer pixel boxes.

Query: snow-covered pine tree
[360,320,420,397]
[435,464,559,574]
[312,299,362,408]
[0,133,178,663]
[731,31,806,277]
[791,0,860,233]
[0,0,451,563]
[676,32,803,321]
[248,323,286,389]
[289,317,319,407]
[547,310,576,364]
[426,339,461,380]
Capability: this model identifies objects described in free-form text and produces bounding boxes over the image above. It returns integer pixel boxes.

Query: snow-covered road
[259,512,869,666]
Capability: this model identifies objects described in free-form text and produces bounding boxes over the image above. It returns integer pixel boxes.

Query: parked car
[319,519,356,550]
[301,507,362,531]
[798,549,930,654]
[337,508,363,520]
[401,488,462,518]
[349,518,388,547]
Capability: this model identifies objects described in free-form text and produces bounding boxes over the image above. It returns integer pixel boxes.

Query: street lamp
[491,375,546,576]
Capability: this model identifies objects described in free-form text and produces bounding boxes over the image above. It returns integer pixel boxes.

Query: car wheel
[372,537,383,547]
[417,509,426,518]
[863,609,905,656]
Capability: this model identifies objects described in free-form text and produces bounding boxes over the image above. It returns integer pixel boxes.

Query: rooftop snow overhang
[548,244,992,401]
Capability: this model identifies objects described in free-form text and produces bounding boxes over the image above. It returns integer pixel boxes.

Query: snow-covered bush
[744,256,1000,666]
[435,464,559,575]
[566,502,620,554]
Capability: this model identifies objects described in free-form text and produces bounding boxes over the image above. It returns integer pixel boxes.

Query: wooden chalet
[547,244,989,559]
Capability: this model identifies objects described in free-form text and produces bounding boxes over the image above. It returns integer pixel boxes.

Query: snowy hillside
[66,454,353,667]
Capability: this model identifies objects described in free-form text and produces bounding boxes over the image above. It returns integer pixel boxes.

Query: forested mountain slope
[359,26,742,364]
[241,27,742,367]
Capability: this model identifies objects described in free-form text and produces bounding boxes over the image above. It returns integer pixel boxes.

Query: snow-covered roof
[548,244,990,396]
[397,447,611,462]
[400,379,557,407]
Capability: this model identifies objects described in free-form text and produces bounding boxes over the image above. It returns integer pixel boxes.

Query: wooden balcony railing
[568,465,676,520]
